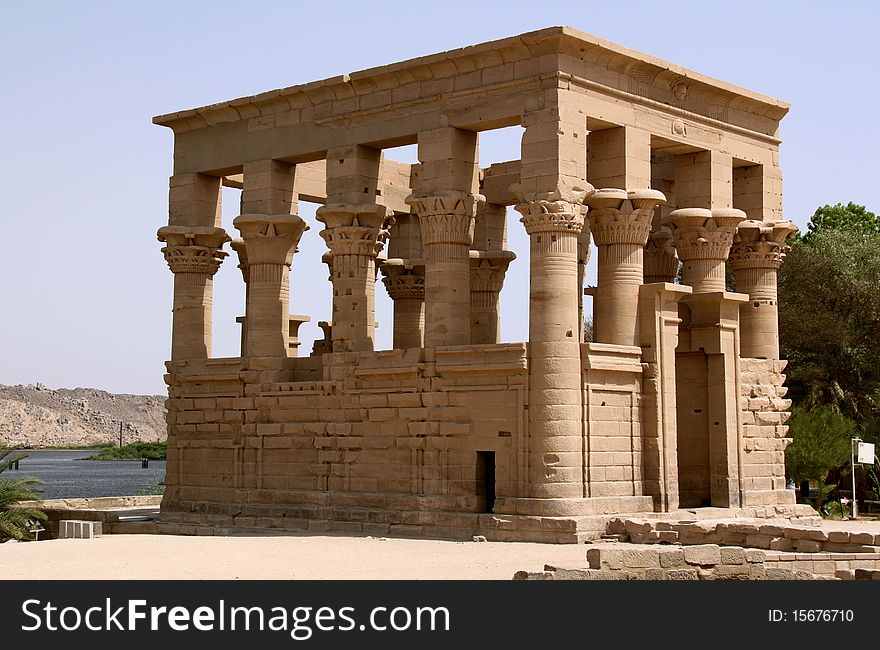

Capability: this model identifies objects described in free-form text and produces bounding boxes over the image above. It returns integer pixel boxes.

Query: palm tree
[0,448,47,541]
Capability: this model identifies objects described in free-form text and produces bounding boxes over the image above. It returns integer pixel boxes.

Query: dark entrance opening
[476,451,496,513]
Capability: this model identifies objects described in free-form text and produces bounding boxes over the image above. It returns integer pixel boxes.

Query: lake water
[4,450,166,500]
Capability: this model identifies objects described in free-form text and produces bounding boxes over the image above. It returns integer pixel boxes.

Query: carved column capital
[157,226,230,275]
[316,203,395,258]
[230,237,249,282]
[586,188,665,246]
[512,182,592,235]
[405,190,484,248]
[380,259,425,301]
[662,208,746,293]
[662,208,746,262]
[644,227,679,284]
[729,220,798,270]
[232,213,309,267]
[469,250,516,297]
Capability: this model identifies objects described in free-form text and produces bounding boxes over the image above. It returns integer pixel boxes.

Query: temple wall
[582,343,643,500]
[161,344,528,535]
[739,358,794,506]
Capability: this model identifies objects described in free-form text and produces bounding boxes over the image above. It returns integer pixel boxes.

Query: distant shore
[7,442,167,461]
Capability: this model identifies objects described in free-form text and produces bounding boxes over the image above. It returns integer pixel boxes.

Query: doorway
[476,451,496,513]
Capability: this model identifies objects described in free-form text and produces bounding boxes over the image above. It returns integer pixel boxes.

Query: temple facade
[154,27,809,542]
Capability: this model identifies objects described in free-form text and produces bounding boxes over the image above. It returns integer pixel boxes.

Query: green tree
[784,407,855,509]
[778,227,880,421]
[0,448,47,541]
[805,202,880,240]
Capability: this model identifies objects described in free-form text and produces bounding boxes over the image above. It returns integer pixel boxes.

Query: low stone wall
[837,569,880,580]
[764,551,880,578]
[607,517,879,553]
[515,544,880,581]
[16,496,161,540]
[514,544,827,580]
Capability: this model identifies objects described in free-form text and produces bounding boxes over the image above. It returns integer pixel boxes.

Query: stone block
[765,567,796,580]
[683,545,722,566]
[622,549,661,569]
[714,564,751,580]
[658,548,685,568]
[720,547,747,565]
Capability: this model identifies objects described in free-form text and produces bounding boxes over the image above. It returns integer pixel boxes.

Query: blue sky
[2,1,877,394]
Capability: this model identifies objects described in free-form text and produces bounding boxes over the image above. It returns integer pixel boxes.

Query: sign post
[852,440,877,519]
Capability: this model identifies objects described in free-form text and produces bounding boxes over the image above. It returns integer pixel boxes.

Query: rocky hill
[0,383,166,448]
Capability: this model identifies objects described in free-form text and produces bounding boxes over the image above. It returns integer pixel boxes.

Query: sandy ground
[3,519,879,580]
[0,534,588,580]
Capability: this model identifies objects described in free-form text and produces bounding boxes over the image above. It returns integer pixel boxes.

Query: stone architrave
[233,213,309,358]
[469,249,516,345]
[662,208,747,292]
[514,183,592,499]
[380,259,426,349]
[157,226,230,360]
[643,227,678,284]
[587,188,666,346]
[316,203,394,352]
[729,220,798,359]
[406,190,484,348]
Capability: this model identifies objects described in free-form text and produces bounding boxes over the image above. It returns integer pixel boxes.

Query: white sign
[857,442,875,464]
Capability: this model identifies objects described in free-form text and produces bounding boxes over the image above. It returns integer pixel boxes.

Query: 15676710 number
[769,610,854,623]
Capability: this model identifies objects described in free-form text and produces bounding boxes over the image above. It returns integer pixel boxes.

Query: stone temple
[154,27,811,542]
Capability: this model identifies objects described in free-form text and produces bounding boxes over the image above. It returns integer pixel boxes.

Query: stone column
[506,93,592,503]
[469,250,515,344]
[587,188,665,346]
[643,227,679,284]
[662,208,746,292]
[407,127,482,348]
[380,259,425,349]
[316,204,393,352]
[729,220,798,359]
[230,237,249,356]
[515,184,591,499]
[406,191,483,347]
[157,226,230,360]
[233,214,309,358]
